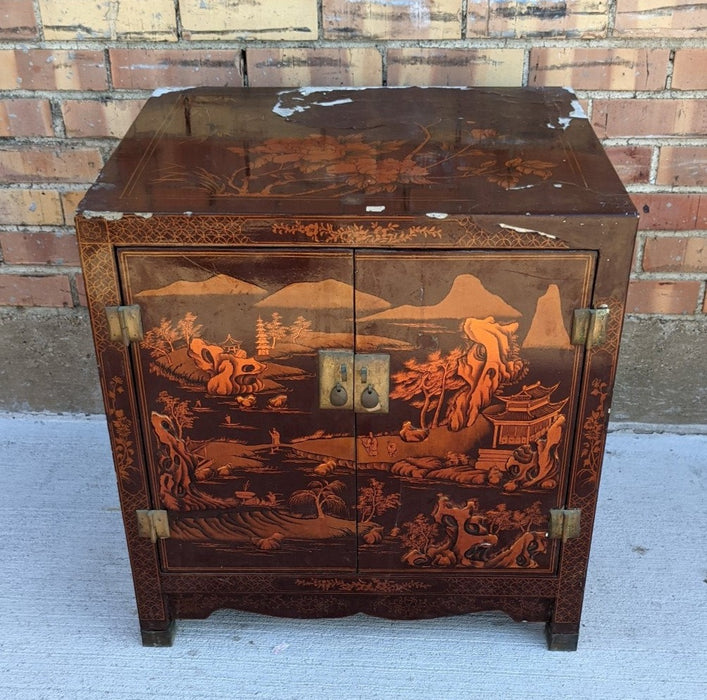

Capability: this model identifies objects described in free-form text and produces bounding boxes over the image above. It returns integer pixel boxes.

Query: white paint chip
[499,223,557,240]
[151,86,193,97]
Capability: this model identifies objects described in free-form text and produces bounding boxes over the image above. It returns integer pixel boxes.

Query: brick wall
[0,1,705,418]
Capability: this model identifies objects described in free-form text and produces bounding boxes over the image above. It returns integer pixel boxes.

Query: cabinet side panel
[76,218,170,628]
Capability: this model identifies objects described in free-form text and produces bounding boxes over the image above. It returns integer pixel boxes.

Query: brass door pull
[330,382,349,407]
[360,385,380,410]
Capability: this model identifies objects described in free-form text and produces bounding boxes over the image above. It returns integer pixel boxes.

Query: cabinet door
[353,250,596,574]
[118,249,357,572]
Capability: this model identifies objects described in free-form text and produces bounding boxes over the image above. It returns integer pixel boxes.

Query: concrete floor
[0,413,705,699]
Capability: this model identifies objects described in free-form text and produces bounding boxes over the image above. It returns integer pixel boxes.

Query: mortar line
[104,47,115,91]
[30,0,44,42]
[665,48,676,91]
[317,0,324,42]
[631,270,707,282]
[68,271,81,307]
[240,48,249,88]
[380,45,388,86]
[3,37,707,52]
[0,264,83,276]
[3,88,707,102]
[648,145,661,185]
[607,0,618,36]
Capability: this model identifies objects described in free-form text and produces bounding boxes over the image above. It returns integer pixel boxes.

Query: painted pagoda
[476,382,568,470]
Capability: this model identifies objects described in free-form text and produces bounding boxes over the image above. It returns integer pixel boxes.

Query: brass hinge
[548,508,581,543]
[571,306,609,348]
[106,305,143,345]
[136,509,170,543]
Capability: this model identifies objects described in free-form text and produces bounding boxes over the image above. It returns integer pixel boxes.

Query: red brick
[615,0,707,38]
[0,274,73,307]
[0,50,107,91]
[470,0,608,38]
[0,148,103,184]
[632,194,703,231]
[642,236,707,273]
[605,146,652,185]
[672,50,707,90]
[529,48,668,91]
[703,289,707,315]
[0,189,63,226]
[109,49,243,90]
[62,100,146,138]
[38,0,177,41]
[592,99,707,138]
[323,0,461,40]
[626,279,701,314]
[656,147,707,188]
[180,0,317,41]
[247,48,382,87]
[0,231,80,266]
[387,48,524,86]
[0,0,37,39]
[0,99,53,137]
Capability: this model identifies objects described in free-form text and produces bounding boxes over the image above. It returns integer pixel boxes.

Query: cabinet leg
[545,621,579,651]
[140,620,175,647]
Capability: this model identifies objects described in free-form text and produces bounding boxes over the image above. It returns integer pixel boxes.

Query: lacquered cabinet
[76,87,637,649]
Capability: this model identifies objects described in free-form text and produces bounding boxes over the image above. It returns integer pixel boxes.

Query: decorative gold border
[85,214,571,250]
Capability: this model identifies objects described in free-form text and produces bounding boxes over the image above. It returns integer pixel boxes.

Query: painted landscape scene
[119,250,594,573]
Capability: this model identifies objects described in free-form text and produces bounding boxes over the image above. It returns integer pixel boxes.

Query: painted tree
[400,514,441,553]
[357,478,401,524]
[390,348,465,429]
[289,315,312,342]
[486,501,546,535]
[288,480,348,519]
[513,501,547,532]
[391,357,436,429]
[484,503,516,536]
[255,316,270,356]
[157,391,194,441]
[176,311,203,347]
[141,318,180,360]
[426,348,466,427]
[265,311,287,349]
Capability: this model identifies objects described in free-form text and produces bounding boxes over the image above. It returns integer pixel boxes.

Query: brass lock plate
[354,353,390,414]
[318,350,354,410]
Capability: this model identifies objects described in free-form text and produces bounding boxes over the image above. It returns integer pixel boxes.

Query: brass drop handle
[360,384,380,410]
[330,382,348,407]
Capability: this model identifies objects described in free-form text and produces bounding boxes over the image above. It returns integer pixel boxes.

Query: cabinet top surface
[79,87,636,219]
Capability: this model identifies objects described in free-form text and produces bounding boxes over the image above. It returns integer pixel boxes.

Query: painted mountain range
[255,278,391,315]
[136,274,268,298]
[359,274,521,322]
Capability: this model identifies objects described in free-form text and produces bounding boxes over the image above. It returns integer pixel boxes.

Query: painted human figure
[269,427,281,453]
[360,432,378,457]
